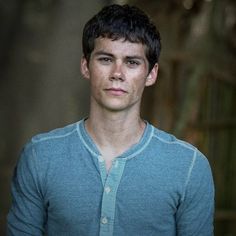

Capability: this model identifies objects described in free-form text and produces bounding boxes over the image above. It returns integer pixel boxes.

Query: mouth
[104,88,127,96]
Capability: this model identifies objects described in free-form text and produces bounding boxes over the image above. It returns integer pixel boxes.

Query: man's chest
[44,160,180,230]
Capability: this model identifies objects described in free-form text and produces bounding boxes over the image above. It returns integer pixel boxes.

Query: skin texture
[81,37,158,171]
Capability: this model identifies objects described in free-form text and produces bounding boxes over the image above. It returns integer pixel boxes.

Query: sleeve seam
[181,149,197,202]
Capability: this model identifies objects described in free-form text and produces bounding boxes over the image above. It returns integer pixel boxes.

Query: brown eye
[127,60,140,67]
[98,57,112,64]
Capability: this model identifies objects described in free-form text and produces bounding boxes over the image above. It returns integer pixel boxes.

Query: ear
[81,57,90,79]
[145,63,158,87]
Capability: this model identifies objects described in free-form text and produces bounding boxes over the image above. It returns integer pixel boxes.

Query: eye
[126,59,140,67]
[98,57,112,64]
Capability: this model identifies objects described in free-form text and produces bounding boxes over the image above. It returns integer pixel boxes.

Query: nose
[110,62,124,81]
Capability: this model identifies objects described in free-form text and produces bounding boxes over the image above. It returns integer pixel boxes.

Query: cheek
[131,76,147,95]
[89,73,105,93]
[126,66,148,80]
[91,66,109,82]
[129,73,147,87]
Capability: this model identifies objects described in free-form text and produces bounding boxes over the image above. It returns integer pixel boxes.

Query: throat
[85,117,146,169]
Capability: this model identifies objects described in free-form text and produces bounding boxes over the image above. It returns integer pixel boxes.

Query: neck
[85,106,146,158]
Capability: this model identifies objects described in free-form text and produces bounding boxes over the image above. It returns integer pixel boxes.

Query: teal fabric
[7,119,214,236]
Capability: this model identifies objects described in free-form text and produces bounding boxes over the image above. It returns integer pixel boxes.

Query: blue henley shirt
[7,119,214,235]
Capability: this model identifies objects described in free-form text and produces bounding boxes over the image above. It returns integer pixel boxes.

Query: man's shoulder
[20,120,84,162]
[150,124,207,159]
[31,121,80,144]
[19,121,83,156]
[149,124,209,170]
[151,126,196,151]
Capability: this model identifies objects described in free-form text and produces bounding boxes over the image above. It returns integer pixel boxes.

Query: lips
[104,87,127,96]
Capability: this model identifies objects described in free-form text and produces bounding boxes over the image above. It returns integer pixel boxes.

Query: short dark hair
[82,4,161,71]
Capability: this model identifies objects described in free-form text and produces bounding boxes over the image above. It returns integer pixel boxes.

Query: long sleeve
[7,142,46,236]
[176,150,215,236]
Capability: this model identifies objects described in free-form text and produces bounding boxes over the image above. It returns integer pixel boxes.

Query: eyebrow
[126,56,145,61]
[93,51,114,57]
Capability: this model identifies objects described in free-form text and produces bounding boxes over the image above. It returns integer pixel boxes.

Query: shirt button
[105,186,111,193]
[101,217,108,224]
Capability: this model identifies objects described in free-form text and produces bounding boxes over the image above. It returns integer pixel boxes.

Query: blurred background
[0,0,235,235]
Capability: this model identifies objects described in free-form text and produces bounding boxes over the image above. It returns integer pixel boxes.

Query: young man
[7,4,214,236]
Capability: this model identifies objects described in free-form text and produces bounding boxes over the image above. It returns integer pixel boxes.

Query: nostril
[109,75,124,81]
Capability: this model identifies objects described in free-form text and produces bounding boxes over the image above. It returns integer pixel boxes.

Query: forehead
[92,37,147,58]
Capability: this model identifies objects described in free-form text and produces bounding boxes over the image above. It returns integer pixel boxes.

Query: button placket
[99,159,126,236]
[98,155,107,187]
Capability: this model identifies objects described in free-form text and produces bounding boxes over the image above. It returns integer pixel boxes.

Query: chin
[100,99,125,109]
[101,103,128,112]
[105,106,127,112]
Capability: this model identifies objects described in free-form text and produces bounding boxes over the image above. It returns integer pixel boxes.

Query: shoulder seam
[32,127,77,143]
[153,134,196,152]
[181,149,197,202]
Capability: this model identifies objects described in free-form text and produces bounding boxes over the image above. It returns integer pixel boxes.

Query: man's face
[81,37,158,113]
